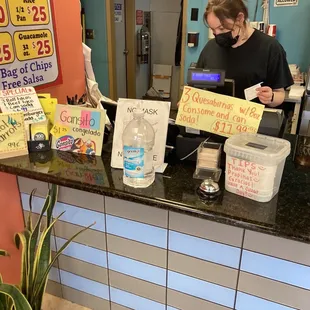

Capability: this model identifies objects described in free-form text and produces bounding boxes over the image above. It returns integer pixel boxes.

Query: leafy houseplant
[0,184,93,310]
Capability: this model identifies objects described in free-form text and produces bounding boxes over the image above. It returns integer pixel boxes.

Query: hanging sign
[51,104,106,156]
[0,112,28,159]
[176,86,264,138]
[274,0,299,6]
[114,3,123,23]
[111,99,170,169]
[0,0,61,90]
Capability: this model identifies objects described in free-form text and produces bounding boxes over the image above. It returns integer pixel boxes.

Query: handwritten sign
[0,87,46,125]
[226,156,276,200]
[176,87,265,138]
[50,123,69,138]
[0,112,28,159]
[51,104,106,156]
[0,0,60,90]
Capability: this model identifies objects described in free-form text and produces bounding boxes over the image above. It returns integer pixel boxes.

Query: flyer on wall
[0,0,62,90]
[274,0,299,7]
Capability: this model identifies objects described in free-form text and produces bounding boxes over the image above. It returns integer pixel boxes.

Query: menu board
[0,112,28,159]
[0,0,60,90]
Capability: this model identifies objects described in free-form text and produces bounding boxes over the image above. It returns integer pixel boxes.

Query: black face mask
[215,31,240,48]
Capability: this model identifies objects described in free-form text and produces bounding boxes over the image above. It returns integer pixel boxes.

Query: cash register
[174,66,285,161]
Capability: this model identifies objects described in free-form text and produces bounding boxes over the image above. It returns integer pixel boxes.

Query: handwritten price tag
[50,123,70,139]
[8,0,50,26]
[14,30,54,61]
[176,86,265,138]
[0,0,8,27]
[0,33,15,65]
[212,121,258,136]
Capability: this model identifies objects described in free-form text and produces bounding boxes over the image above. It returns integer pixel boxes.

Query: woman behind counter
[197,0,293,107]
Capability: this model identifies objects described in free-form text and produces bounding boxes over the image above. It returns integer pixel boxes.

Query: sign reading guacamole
[51,105,106,156]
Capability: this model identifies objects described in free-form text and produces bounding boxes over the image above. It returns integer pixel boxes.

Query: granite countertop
[0,134,309,243]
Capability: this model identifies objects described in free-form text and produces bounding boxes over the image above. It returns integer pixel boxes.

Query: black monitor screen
[191,72,221,82]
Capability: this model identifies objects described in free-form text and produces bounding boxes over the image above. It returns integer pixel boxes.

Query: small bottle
[122,105,155,188]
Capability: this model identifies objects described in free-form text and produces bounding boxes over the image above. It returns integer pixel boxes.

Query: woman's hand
[256,86,273,105]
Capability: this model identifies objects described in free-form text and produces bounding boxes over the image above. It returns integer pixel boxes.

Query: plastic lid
[224,133,291,165]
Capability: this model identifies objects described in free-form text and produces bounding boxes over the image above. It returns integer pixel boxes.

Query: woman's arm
[257,87,285,107]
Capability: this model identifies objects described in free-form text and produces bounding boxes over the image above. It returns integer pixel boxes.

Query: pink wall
[0,173,24,284]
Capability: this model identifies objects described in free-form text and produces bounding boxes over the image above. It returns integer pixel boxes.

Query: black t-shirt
[196,29,294,101]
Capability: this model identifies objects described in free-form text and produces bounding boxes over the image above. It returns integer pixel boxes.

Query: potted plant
[0,184,93,310]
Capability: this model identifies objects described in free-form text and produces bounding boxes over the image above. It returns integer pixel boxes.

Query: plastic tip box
[224,133,291,203]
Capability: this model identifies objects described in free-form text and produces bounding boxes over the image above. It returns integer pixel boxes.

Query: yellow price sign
[0,0,9,27]
[50,123,69,139]
[14,30,54,61]
[176,86,264,138]
[0,33,15,65]
[8,0,50,26]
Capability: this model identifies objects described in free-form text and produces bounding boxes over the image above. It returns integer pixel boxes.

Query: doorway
[106,0,187,105]
[114,0,127,98]
[107,0,136,100]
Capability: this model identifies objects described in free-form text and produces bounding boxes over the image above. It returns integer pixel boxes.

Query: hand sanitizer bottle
[122,104,155,188]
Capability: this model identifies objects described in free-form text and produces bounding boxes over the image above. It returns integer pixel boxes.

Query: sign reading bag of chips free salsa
[51,104,106,156]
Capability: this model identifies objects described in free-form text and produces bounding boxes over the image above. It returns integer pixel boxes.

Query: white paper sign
[0,87,46,125]
[111,99,170,169]
[114,3,123,23]
[274,0,298,6]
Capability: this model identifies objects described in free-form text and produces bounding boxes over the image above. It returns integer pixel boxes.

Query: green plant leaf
[27,192,51,300]
[30,187,58,309]
[0,298,5,310]
[26,189,36,232]
[33,222,94,304]
[0,274,7,309]
[20,230,31,297]
[0,284,32,310]
[0,250,9,257]
[14,232,29,298]
[31,211,65,307]
[46,184,58,227]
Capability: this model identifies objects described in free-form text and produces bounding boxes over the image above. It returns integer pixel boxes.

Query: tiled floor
[43,294,91,310]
